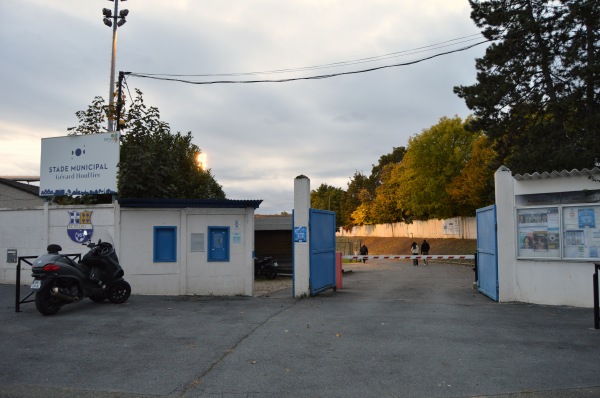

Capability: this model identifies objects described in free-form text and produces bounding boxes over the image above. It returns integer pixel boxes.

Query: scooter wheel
[107,281,131,304]
[266,269,278,279]
[35,286,62,316]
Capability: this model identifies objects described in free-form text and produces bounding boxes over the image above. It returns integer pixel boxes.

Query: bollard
[472,252,478,290]
[594,264,599,330]
[335,252,343,290]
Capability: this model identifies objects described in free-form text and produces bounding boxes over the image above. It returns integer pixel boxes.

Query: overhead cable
[127,39,491,85]
[135,33,486,78]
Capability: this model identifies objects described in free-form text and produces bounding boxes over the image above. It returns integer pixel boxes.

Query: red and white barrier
[343,254,475,261]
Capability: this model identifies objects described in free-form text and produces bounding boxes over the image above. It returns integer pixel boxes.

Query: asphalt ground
[1,260,599,398]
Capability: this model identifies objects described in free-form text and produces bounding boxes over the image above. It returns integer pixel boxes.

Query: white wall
[1,203,256,297]
[0,207,45,283]
[337,217,476,239]
[0,203,116,284]
[495,167,600,307]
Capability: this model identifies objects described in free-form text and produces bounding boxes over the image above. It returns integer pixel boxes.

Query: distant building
[0,178,44,209]
[254,214,292,268]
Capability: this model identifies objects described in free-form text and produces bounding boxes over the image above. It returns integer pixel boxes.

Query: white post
[293,175,311,298]
[494,165,516,302]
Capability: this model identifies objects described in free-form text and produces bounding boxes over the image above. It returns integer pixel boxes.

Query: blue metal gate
[476,204,499,301]
[309,209,336,295]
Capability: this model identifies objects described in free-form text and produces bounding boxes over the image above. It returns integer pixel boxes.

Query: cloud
[0,0,487,214]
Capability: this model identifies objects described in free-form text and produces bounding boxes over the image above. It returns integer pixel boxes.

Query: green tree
[67,96,109,136]
[395,116,481,219]
[68,90,225,199]
[370,162,412,224]
[446,134,497,213]
[342,171,376,226]
[370,146,406,186]
[454,0,600,174]
[310,183,347,228]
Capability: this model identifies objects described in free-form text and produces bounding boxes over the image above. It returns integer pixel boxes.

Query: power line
[135,33,485,78]
[127,39,491,85]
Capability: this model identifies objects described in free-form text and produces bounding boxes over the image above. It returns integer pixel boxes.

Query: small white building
[1,198,262,296]
[495,166,600,307]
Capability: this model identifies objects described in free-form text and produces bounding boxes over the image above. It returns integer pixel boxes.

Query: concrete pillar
[293,175,310,298]
[494,165,516,302]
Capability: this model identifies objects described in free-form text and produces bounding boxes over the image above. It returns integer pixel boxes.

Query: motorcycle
[30,235,131,316]
[254,256,279,279]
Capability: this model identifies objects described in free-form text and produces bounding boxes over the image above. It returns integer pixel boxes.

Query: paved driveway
[1,260,599,398]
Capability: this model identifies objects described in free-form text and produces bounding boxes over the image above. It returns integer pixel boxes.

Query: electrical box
[7,249,17,263]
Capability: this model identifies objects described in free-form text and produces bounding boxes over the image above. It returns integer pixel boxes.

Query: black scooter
[254,256,278,279]
[30,239,131,316]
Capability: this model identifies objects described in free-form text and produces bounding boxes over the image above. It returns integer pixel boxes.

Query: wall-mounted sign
[40,133,119,196]
[67,210,93,243]
[294,226,307,243]
[443,217,460,235]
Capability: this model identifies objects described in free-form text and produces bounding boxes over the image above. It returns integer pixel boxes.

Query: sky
[0,0,488,214]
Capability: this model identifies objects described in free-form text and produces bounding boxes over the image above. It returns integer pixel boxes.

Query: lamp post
[102,0,129,132]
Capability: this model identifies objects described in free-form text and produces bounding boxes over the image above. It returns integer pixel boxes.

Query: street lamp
[197,153,207,170]
[102,0,129,132]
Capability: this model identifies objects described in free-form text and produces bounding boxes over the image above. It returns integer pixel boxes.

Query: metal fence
[336,237,363,256]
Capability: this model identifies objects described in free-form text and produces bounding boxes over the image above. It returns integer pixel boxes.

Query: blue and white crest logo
[67,210,93,243]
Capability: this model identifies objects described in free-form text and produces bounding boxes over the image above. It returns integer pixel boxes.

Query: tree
[68,90,225,199]
[394,116,481,219]
[365,146,410,224]
[310,184,347,228]
[370,146,406,186]
[454,0,600,174]
[370,162,412,224]
[342,171,376,226]
[446,134,497,213]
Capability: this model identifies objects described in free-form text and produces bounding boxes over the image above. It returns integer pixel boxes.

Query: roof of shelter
[513,167,600,181]
[255,215,292,231]
[118,198,262,209]
[0,178,40,196]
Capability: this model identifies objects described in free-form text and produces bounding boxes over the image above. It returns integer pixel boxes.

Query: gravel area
[253,275,292,296]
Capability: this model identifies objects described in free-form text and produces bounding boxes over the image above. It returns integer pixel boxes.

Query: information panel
[517,207,560,259]
[562,206,600,259]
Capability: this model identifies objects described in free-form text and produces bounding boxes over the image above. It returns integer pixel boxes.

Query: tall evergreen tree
[454,0,600,174]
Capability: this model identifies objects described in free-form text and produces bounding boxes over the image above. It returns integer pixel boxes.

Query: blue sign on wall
[578,208,596,228]
[294,226,307,242]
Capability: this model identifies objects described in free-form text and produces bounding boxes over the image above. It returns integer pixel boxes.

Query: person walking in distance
[411,241,419,266]
[421,239,430,265]
[359,243,368,263]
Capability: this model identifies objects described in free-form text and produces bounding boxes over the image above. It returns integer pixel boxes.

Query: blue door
[309,209,336,295]
[208,226,230,262]
[476,205,498,301]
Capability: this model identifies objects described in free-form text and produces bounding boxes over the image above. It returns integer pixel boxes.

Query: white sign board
[40,133,119,196]
[443,217,461,235]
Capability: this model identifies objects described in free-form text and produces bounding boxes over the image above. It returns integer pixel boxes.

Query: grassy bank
[338,236,476,256]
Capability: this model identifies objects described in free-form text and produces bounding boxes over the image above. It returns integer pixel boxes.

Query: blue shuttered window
[154,226,177,262]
